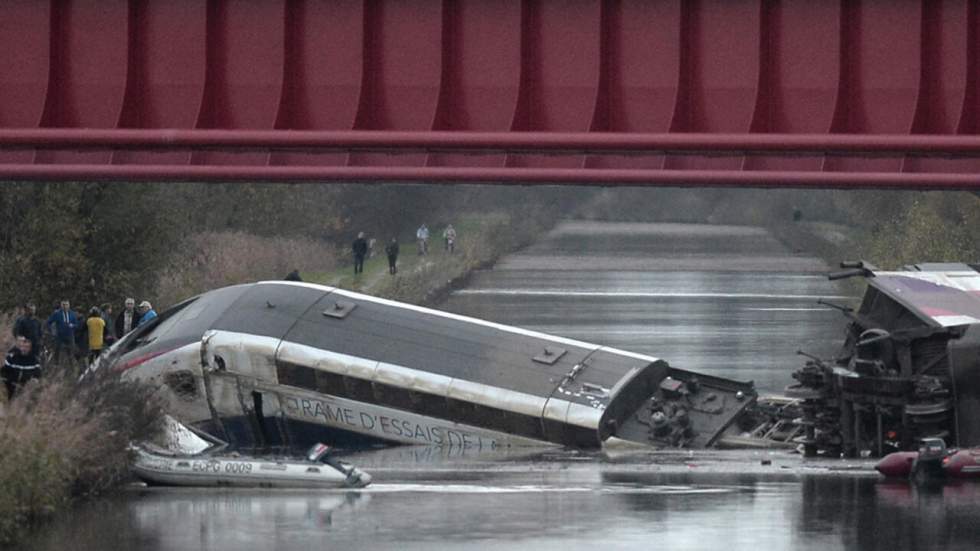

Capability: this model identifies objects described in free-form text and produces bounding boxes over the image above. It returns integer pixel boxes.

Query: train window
[276,362,316,390]
[314,370,346,397]
[343,376,375,402]
[371,381,414,410]
[445,398,543,439]
[409,389,450,419]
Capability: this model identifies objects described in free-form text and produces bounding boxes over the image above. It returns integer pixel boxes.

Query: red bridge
[2,0,980,188]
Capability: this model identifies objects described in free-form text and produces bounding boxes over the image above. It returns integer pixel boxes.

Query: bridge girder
[2,0,980,188]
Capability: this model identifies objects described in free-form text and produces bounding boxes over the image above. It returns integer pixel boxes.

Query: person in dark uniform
[352,232,368,275]
[13,302,42,355]
[385,238,399,275]
[3,335,41,399]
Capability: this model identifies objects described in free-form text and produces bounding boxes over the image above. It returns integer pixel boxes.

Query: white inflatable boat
[131,417,372,488]
[131,446,372,488]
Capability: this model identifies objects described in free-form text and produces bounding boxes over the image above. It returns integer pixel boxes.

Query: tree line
[0,182,582,312]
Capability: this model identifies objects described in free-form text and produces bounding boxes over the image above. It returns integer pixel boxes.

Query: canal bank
[306,210,560,306]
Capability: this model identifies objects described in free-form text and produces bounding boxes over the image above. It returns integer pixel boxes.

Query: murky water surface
[19,222,975,550]
[16,450,980,551]
[442,222,848,392]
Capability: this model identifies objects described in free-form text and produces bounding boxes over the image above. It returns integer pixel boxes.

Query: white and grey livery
[103,281,757,451]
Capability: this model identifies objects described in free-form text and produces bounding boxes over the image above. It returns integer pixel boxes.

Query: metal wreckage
[101,262,980,456]
[786,262,980,458]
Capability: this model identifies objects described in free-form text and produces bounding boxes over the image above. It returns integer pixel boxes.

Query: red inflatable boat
[876,439,980,480]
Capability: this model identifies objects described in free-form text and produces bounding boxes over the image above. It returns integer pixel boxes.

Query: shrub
[0,368,163,544]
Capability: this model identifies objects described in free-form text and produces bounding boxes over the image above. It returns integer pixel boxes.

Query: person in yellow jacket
[86,307,106,366]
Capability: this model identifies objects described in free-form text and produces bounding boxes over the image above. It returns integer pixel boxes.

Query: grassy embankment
[769,193,979,298]
[582,188,979,275]
[153,231,340,309]
[0,367,162,545]
[305,211,555,305]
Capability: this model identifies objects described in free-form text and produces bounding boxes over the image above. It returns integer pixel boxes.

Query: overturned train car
[102,281,756,451]
[789,263,980,457]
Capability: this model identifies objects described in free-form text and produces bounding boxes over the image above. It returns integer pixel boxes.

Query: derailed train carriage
[101,281,757,451]
[789,262,980,457]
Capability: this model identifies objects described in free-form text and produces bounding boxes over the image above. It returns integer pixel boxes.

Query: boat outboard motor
[910,438,950,484]
[306,443,373,488]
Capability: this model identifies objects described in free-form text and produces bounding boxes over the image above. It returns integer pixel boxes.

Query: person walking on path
[116,298,141,339]
[352,232,368,275]
[46,300,78,369]
[385,238,400,275]
[86,307,106,366]
[13,303,42,354]
[2,336,40,400]
[138,301,157,327]
[443,224,457,254]
[416,224,430,256]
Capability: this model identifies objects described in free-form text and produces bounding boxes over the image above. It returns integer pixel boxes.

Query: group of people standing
[415,224,457,256]
[350,224,459,277]
[3,297,157,399]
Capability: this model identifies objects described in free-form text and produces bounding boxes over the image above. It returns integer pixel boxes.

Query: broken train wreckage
[102,280,756,452]
[102,263,980,457]
[788,262,980,458]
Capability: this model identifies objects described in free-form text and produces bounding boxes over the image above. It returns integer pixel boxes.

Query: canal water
[442,221,849,393]
[15,222,980,550]
[16,450,980,551]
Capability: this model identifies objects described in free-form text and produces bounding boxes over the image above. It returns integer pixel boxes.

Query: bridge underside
[2,0,980,188]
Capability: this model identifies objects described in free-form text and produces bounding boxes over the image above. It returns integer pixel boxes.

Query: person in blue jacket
[46,299,78,369]
[138,301,158,326]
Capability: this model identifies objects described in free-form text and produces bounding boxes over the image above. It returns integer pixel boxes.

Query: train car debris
[788,262,980,458]
[100,281,757,452]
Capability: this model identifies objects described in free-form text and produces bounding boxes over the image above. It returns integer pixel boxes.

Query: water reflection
[794,478,980,551]
[15,466,980,551]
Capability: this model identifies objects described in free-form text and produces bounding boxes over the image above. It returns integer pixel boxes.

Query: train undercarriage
[786,262,980,458]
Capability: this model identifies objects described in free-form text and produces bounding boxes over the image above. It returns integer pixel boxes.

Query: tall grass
[0,311,14,352]
[155,231,339,308]
[0,367,163,544]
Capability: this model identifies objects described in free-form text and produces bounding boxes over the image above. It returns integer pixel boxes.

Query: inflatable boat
[131,443,372,488]
[875,438,980,481]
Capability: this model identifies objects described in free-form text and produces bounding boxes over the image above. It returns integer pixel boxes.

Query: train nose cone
[875,451,918,478]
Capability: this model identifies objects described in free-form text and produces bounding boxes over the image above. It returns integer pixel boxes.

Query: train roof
[128,281,662,401]
[868,264,980,328]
